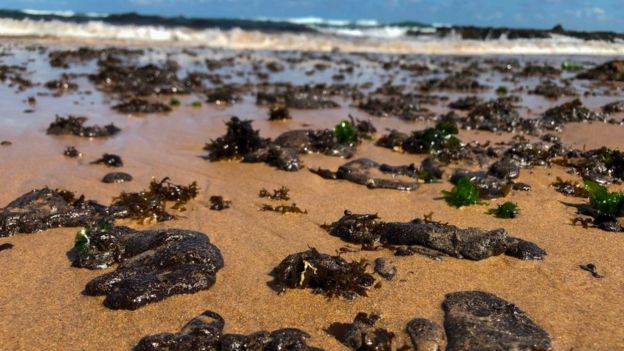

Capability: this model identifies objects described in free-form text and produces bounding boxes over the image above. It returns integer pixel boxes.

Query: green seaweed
[74,227,90,255]
[488,201,519,218]
[334,120,358,144]
[561,61,584,72]
[495,86,508,96]
[73,220,112,255]
[442,176,483,207]
[169,98,181,106]
[585,181,624,217]
[191,101,202,108]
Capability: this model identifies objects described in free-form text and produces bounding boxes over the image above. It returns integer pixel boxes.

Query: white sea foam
[1,18,623,55]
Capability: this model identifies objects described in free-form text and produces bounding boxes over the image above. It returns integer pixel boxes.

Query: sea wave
[0,9,623,55]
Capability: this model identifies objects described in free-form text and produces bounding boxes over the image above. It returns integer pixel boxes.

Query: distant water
[1,9,623,55]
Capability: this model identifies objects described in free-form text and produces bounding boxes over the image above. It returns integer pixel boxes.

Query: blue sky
[3,0,623,31]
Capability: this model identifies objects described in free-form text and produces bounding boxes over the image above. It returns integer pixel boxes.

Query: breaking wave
[0,9,623,55]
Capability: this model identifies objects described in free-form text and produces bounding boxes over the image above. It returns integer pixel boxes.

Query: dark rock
[48,47,142,68]
[47,115,121,138]
[576,60,624,81]
[423,72,486,92]
[268,105,291,120]
[373,258,396,280]
[357,94,432,121]
[601,100,624,114]
[551,177,588,197]
[113,98,172,113]
[464,98,526,133]
[375,130,408,150]
[394,245,445,260]
[89,61,189,96]
[273,129,356,158]
[449,170,512,199]
[330,313,394,350]
[135,310,322,351]
[405,318,445,351]
[326,211,546,261]
[102,172,133,183]
[0,243,14,251]
[504,237,547,260]
[257,86,339,109]
[520,65,561,77]
[243,145,303,171]
[0,188,108,237]
[74,225,224,310]
[309,167,337,179]
[209,196,231,211]
[558,147,624,184]
[45,74,78,91]
[502,141,567,168]
[63,146,81,158]
[540,134,560,143]
[449,96,482,110]
[443,291,553,351]
[332,158,420,191]
[512,182,532,191]
[540,99,605,130]
[379,220,509,260]
[529,80,576,99]
[579,263,604,278]
[0,140,11,146]
[91,153,123,167]
[205,85,240,105]
[488,157,520,179]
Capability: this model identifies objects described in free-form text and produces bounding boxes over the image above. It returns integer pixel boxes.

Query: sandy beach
[0,39,623,350]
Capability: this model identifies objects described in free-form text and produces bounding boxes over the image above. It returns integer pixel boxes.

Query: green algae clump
[334,120,358,144]
[585,181,624,217]
[442,176,483,207]
[488,201,519,218]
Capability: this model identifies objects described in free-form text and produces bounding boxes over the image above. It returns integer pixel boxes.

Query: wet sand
[0,40,623,350]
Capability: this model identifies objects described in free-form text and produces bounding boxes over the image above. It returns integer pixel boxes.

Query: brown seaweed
[260,203,307,214]
[204,116,269,161]
[259,186,290,201]
[110,177,198,222]
[270,248,376,299]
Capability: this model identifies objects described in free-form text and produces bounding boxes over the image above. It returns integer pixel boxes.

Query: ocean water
[0,9,623,54]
